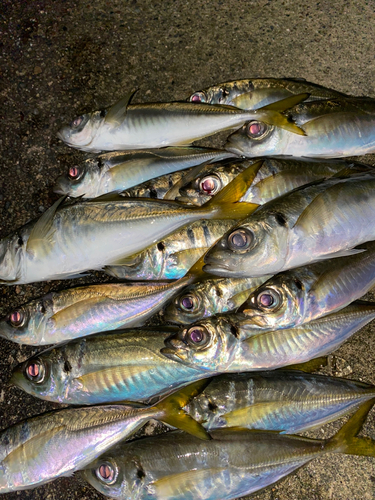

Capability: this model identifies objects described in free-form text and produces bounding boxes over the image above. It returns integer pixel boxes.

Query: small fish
[225,97,375,158]
[188,77,347,109]
[177,157,374,206]
[162,301,375,373]
[204,173,375,278]
[0,381,209,493]
[163,276,269,325]
[53,147,235,198]
[82,400,375,500]
[0,162,261,285]
[57,92,307,153]
[10,328,208,405]
[240,240,375,330]
[0,275,198,345]
[185,370,375,434]
[105,219,237,281]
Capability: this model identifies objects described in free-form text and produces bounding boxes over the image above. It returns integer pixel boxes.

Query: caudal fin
[256,93,309,136]
[152,379,212,440]
[326,398,375,457]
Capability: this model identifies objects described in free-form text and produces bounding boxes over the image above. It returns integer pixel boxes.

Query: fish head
[0,233,24,284]
[177,170,221,206]
[162,316,236,372]
[204,216,288,278]
[53,158,101,197]
[242,275,306,329]
[10,347,68,401]
[0,293,54,345]
[163,286,208,325]
[225,121,286,157]
[57,111,103,152]
[82,455,128,498]
[189,81,250,106]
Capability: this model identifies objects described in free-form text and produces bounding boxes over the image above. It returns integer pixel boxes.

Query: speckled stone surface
[1,0,375,498]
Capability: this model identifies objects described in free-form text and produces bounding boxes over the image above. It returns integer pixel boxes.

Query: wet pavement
[1,0,375,498]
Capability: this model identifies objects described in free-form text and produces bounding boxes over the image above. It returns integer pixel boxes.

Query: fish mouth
[160,346,187,362]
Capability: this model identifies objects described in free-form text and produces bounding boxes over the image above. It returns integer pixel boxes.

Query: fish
[163,276,269,325]
[0,275,200,346]
[0,380,209,493]
[204,173,375,278]
[240,240,375,330]
[185,370,375,434]
[0,162,261,285]
[225,97,375,158]
[177,157,374,206]
[57,92,307,153]
[104,219,237,281]
[53,147,236,198]
[188,77,347,109]
[161,301,375,373]
[10,328,208,405]
[82,400,375,500]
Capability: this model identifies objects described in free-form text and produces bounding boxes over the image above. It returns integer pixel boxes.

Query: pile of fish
[2,77,375,499]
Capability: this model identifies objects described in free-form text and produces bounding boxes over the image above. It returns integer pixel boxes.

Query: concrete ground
[1,0,375,498]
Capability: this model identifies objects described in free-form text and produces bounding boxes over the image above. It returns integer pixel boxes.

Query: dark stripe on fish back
[202,222,211,244]
[187,227,196,246]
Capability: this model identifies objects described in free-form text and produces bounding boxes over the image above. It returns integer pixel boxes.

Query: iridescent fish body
[204,174,375,278]
[53,147,235,198]
[162,302,375,373]
[10,329,207,405]
[241,240,375,330]
[83,402,375,500]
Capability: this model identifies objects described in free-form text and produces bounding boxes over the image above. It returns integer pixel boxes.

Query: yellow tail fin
[152,379,212,440]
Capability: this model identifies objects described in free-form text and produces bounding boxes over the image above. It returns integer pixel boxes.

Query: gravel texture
[1,0,375,499]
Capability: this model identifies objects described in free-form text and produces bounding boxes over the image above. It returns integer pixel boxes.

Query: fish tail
[151,379,211,440]
[325,398,375,457]
[202,160,262,220]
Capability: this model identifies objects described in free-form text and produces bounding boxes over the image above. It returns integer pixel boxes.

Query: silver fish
[226,97,375,158]
[204,173,375,278]
[10,328,207,405]
[53,147,235,198]
[162,302,375,373]
[57,93,307,153]
[0,163,260,285]
[0,381,208,493]
[0,276,194,345]
[188,77,347,109]
[241,240,375,330]
[163,276,269,325]
[82,401,375,500]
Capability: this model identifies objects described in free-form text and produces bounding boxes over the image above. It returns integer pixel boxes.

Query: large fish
[57,92,307,153]
[177,157,374,206]
[0,275,197,346]
[162,301,375,373]
[10,328,208,405]
[53,147,235,198]
[188,77,347,108]
[163,276,269,325]
[0,381,208,493]
[105,219,237,281]
[225,97,375,158]
[82,401,375,500]
[240,240,375,330]
[0,163,260,285]
[204,173,375,278]
[185,370,375,434]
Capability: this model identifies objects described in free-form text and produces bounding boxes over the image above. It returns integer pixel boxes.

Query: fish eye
[8,310,25,328]
[256,289,281,310]
[199,175,222,196]
[70,115,84,129]
[67,166,82,180]
[227,228,254,252]
[25,358,46,384]
[179,294,198,312]
[246,121,268,139]
[190,91,207,103]
[96,461,118,484]
[185,325,210,347]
